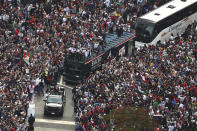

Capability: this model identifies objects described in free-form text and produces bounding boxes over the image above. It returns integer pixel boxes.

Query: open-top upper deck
[85,32,135,64]
[65,32,135,64]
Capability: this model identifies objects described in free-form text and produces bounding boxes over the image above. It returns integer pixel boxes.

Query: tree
[103,107,157,131]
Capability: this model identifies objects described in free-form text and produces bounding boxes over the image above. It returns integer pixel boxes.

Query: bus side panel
[90,56,102,72]
[152,12,197,45]
[100,41,129,69]
[114,42,128,61]
[101,50,112,64]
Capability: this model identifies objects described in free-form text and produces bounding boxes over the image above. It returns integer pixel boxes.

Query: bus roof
[140,0,197,23]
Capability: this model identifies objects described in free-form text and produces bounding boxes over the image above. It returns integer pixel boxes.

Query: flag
[24,52,30,65]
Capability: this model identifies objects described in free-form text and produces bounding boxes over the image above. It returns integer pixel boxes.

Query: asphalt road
[33,76,75,131]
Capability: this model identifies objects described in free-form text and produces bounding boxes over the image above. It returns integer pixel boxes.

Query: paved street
[34,76,75,131]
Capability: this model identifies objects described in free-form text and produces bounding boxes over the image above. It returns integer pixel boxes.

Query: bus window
[135,21,155,43]
[66,52,84,63]
[67,69,81,76]
[152,28,158,39]
[65,62,88,76]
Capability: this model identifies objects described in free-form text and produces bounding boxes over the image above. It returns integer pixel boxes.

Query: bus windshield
[135,20,155,43]
[66,52,85,63]
[67,67,82,75]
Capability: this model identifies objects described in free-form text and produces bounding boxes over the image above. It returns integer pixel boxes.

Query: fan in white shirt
[168,125,174,131]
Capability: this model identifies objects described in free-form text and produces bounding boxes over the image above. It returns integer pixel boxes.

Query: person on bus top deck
[170,33,174,41]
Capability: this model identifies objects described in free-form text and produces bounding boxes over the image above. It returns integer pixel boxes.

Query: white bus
[135,0,197,48]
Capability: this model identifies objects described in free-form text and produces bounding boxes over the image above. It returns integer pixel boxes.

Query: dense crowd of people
[0,0,64,130]
[1,0,171,58]
[2,0,195,130]
[73,22,197,130]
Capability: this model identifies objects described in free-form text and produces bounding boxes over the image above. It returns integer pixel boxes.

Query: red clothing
[130,85,134,89]
[156,96,160,100]
[183,82,187,87]
[89,32,93,38]
[30,19,35,24]
[46,76,52,82]
[15,52,18,55]
[17,59,23,66]
[15,30,19,35]
[99,81,104,88]
[96,107,100,113]
[24,36,28,41]
[102,108,104,113]
[10,128,15,131]
[178,40,182,45]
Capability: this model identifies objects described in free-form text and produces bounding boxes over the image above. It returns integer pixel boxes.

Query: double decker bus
[135,0,197,48]
[63,32,135,84]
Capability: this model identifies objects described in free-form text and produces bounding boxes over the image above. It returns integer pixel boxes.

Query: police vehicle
[43,86,66,116]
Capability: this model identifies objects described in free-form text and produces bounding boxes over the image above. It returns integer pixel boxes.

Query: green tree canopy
[103,107,157,131]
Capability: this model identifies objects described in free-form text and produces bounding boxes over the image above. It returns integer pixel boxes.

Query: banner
[119,46,125,57]
[23,51,30,65]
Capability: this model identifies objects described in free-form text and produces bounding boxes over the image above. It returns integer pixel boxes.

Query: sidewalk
[34,127,73,131]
